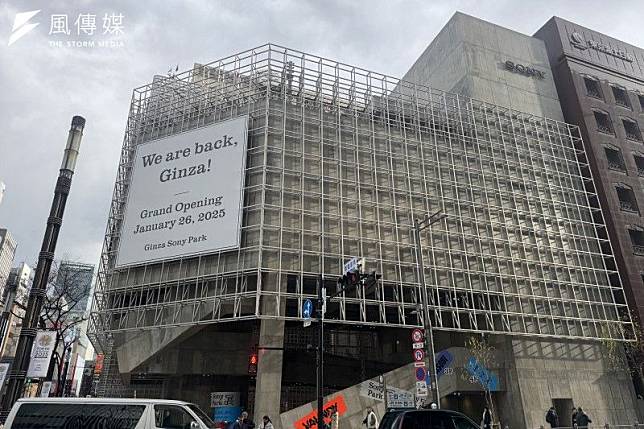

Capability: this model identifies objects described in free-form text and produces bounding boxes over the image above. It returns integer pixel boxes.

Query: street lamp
[413,210,446,408]
[0,116,86,419]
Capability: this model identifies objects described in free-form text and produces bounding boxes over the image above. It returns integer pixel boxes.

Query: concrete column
[254,272,285,427]
[254,318,285,428]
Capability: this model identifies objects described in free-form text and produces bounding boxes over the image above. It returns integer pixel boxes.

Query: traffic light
[363,271,381,294]
[347,271,360,286]
[248,352,258,375]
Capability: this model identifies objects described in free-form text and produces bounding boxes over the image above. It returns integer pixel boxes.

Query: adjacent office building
[54,262,96,396]
[535,17,644,338]
[0,229,17,297]
[89,12,640,428]
[0,263,33,359]
[56,261,95,316]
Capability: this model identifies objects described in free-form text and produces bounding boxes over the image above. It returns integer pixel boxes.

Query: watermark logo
[8,10,41,46]
[7,10,125,48]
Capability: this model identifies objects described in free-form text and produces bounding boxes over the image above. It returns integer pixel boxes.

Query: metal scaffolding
[88,44,633,359]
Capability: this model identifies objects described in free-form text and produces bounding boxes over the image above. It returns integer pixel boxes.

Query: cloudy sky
[1,0,643,268]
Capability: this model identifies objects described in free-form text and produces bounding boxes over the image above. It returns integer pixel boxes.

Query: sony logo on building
[570,32,634,62]
[504,61,546,79]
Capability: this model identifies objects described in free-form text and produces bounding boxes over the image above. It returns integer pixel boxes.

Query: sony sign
[504,61,546,79]
[570,32,634,62]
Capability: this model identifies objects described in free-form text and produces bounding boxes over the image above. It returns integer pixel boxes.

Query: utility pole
[413,210,446,408]
[0,116,86,419]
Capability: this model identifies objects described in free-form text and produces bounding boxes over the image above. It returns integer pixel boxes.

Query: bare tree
[460,335,498,423]
[600,314,644,393]
[40,260,93,395]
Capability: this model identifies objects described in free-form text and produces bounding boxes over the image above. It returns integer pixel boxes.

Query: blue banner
[435,350,454,379]
[213,406,242,423]
[465,356,499,391]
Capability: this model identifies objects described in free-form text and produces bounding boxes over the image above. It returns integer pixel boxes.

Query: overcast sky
[1,0,643,268]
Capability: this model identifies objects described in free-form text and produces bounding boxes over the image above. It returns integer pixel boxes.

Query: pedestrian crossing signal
[248,353,258,375]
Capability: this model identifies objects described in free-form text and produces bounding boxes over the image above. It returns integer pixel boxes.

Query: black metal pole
[316,274,324,429]
[0,116,85,419]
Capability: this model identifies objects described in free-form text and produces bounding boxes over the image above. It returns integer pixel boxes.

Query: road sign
[343,257,364,274]
[413,361,425,368]
[303,299,313,327]
[412,342,424,350]
[415,367,426,381]
[415,381,428,397]
[413,349,425,362]
[411,329,423,342]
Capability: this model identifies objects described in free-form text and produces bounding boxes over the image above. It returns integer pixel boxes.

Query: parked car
[379,409,480,429]
[4,397,217,429]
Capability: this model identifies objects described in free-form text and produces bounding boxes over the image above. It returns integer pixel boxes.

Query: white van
[4,397,218,428]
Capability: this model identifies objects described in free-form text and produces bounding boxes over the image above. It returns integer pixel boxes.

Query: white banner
[211,391,240,408]
[116,116,248,267]
[0,363,9,388]
[359,380,415,408]
[27,330,56,378]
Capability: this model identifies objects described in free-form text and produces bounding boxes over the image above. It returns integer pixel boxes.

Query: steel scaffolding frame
[88,44,633,357]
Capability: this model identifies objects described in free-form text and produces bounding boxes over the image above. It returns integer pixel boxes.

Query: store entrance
[552,398,574,427]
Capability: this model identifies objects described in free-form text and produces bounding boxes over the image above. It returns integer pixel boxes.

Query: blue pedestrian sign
[303,299,313,327]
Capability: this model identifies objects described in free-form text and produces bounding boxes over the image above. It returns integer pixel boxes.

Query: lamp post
[413,210,446,408]
[0,116,86,419]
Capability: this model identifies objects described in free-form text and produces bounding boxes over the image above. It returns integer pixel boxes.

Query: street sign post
[411,329,423,343]
[411,328,428,396]
[413,349,425,362]
[303,299,313,328]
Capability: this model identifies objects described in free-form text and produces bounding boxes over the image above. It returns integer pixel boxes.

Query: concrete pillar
[254,318,285,428]
[254,273,285,427]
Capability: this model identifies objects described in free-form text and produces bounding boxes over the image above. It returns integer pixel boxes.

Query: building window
[584,77,602,99]
[593,111,613,134]
[639,94,644,111]
[622,118,643,141]
[604,145,626,172]
[634,153,644,176]
[628,226,644,255]
[611,85,631,108]
[616,183,640,213]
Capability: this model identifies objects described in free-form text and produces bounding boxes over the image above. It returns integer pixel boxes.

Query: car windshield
[188,404,217,429]
[12,403,146,428]
[379,410,405,429]
[452,415,479,429]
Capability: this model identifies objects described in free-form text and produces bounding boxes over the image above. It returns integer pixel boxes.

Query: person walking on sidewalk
[259,416,274,429]
[576,407,592,428]
[363,407,378,429]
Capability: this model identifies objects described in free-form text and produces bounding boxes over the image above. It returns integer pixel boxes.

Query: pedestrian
[331,410,339,429]
[572,408,578,427]
[576,407,592,428]
[362,407,378,429]
[481,406,492,429]
[259,416,274,429]
[546,406,559,428]
[241,411,256,429]
[229,415,243,429]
